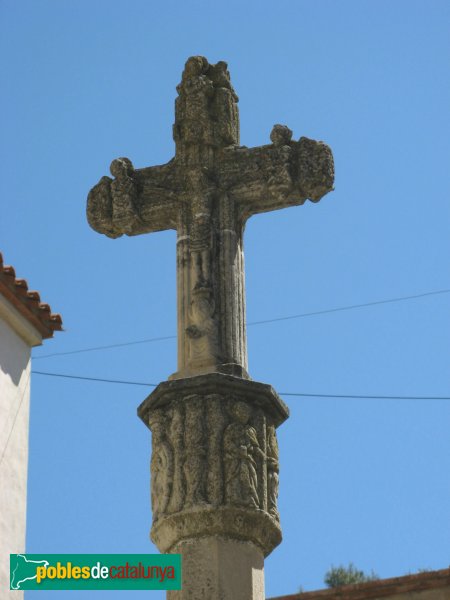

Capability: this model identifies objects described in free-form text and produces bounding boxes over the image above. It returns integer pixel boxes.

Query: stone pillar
[138,373,289,600]
[168,538,264,600]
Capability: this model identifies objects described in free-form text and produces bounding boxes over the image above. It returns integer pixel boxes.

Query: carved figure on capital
[149,410,174,521]
[266,424,280,520]
[166,405,185,514]
[223,400,263,509]
[206,394,226,506]
[183,395,207,507]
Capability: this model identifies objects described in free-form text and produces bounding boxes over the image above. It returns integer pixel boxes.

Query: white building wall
[0,309,36,598]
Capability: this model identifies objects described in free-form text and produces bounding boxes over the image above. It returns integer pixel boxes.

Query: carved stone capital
[138,373,289,557]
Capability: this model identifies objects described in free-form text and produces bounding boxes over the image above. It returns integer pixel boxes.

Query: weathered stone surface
[138,373,289,556]
[87,56,334,381]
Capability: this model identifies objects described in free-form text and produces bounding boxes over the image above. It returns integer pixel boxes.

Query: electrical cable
[31,371,450,400]
[32,289,450,360]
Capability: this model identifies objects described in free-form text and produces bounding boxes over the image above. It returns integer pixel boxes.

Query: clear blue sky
[1,1,449,598]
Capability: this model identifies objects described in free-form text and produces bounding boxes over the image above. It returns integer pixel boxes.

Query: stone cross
[87,56,334,600]
[87,55,334,382]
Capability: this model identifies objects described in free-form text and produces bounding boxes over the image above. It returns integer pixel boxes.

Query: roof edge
[268,567,450,600]
[0,253,63,342]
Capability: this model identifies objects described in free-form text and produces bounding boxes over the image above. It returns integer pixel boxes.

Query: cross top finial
[173,56,240,163]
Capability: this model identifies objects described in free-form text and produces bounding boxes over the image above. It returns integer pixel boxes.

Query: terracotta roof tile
[0,252,63,340]
[268,567,450,600]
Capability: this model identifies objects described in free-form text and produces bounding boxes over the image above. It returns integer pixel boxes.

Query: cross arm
[87,157,179,238]
[219,126,334,222]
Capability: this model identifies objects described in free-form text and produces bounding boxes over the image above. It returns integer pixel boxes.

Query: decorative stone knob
[270,124,293,146]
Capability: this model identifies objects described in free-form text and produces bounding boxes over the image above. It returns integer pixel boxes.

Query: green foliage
[324,563,379,588]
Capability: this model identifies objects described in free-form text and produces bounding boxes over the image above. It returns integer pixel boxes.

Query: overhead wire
[32,371,450,400]
[32,288,450,360]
